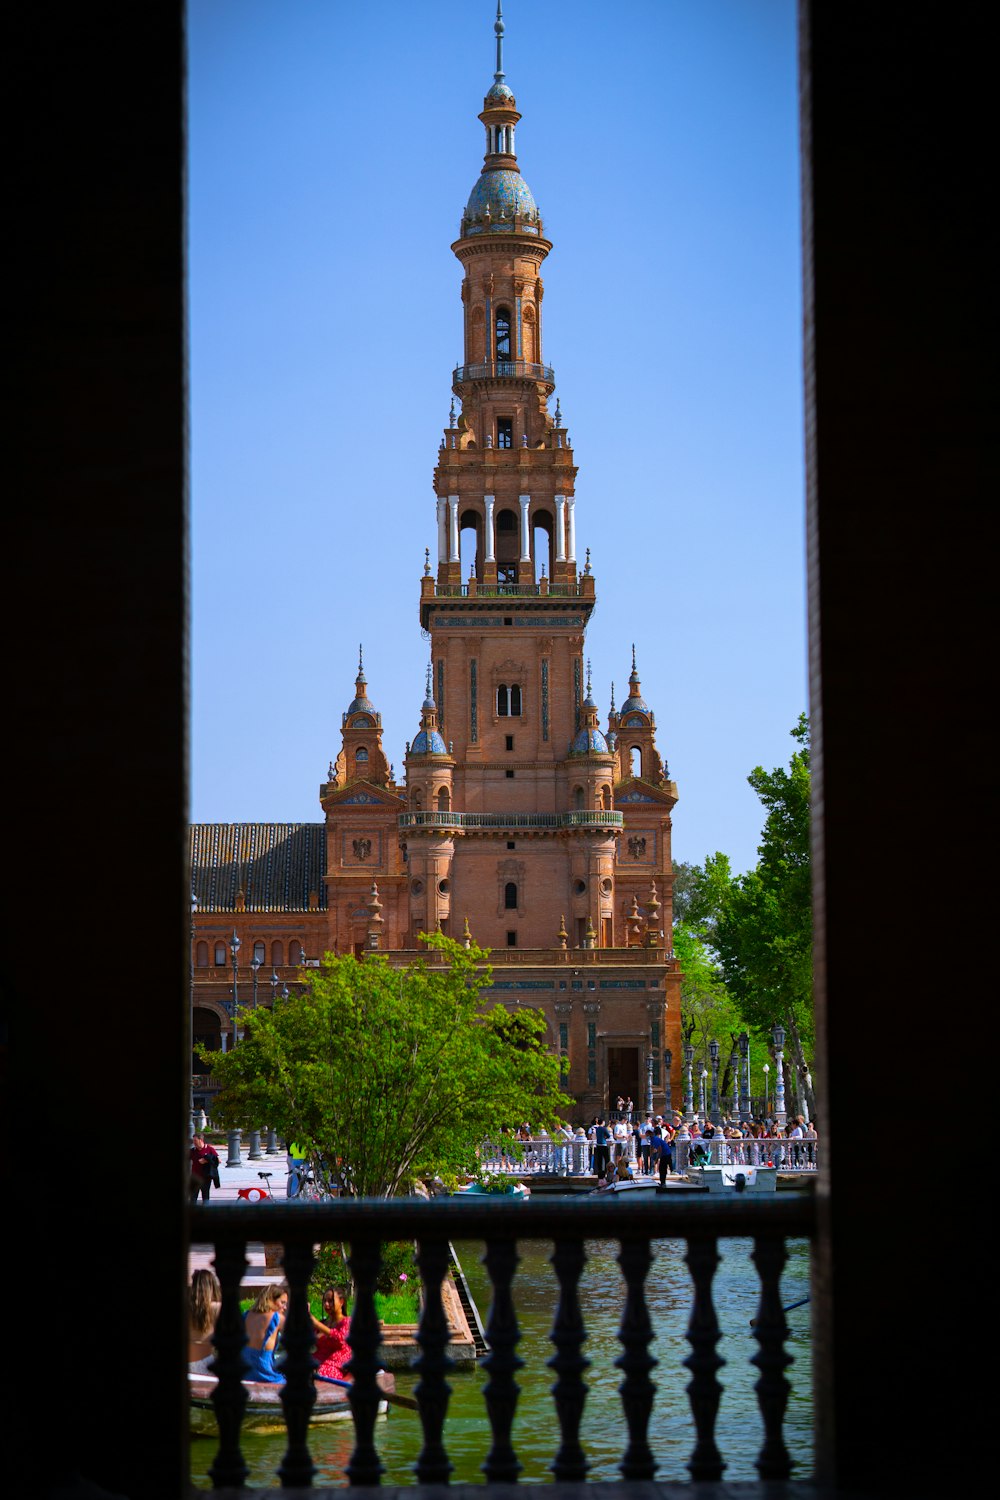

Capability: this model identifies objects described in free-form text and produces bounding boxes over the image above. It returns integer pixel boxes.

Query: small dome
[347,693,377,717]
[411,729,448,756]
[486,81,515,103]
[465,167,537,223]
[622,694,649,715]
[569,726,610,756]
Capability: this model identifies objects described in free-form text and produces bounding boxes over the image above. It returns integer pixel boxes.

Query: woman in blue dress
[241,1283,288,1383]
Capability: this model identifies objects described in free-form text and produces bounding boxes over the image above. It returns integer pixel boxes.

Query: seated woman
[188,1268,221,1372]
[241,1283,288,1383]
[310,1284,352,1383]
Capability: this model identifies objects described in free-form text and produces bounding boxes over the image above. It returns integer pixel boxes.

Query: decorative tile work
[488,980,556,991]
[470,658,478,743]
[599,980,648,989]
[541,658,549,741]
[619,790,656,803]
[574,657,581,733]
[465,168,538,222]
[437,659,445,733]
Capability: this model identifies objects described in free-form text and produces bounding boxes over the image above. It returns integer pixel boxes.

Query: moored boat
[189,1371,392,1436]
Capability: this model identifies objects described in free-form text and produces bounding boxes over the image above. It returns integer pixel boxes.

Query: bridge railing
[191,1194,814,1490]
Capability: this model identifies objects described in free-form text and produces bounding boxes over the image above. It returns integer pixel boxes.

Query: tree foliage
[712,714,814,1110]
[201,932,571,1198]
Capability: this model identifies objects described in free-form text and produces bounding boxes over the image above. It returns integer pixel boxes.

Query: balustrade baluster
[615,1236,657,1480]
[278,1237,317,1488]
[414,1236,454,1483]
[346,1235,385,1486]
[482,1235,523,1481]
[683,1234,725,1480]
[208,1238,249,1489]
[751,1234,793,1479]
[547,1237,590,1480]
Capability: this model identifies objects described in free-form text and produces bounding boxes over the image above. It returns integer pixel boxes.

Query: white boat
[457,1178,530,1198]
[688,1165,778,1193]
[189,1372,391,1436]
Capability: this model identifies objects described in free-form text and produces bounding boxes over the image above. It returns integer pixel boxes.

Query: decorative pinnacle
[586,659,592,696]
[449,396,456,427]
[424,546,430,576]
[424,661,433,704]
[494,1,505,85]
[554,398,562,426]
[610,681,616,713]
[358,643,365,681]
[632,643,637,673]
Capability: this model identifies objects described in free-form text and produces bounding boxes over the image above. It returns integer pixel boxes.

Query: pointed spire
[423,661,435,709]
[494,1,505,88]
[357,643,366,686]
[610,681,617,714]
[449,396,456,428]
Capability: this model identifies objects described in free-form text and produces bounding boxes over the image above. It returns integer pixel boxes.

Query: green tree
[201,932,571,1198]
[713,714,814,1116]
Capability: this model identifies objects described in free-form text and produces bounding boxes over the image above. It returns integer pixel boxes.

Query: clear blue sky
[188,0,805,877]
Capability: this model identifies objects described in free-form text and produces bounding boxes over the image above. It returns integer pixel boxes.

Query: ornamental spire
[494,1,505,88]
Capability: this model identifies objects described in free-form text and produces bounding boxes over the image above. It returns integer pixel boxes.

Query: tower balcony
[398,810,623,833]
[453,358,555,392]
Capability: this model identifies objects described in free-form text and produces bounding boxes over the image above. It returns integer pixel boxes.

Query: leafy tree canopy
[711,715,814,1102]
[201,932,572,1198]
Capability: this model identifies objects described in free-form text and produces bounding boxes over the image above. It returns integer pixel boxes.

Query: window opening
[495,308,511,359]
[505,734,514,750]
[497,417,513,448]
[504,882,518,910]
[507,931,517,947]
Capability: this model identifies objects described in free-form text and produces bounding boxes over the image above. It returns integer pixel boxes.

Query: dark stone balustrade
[190,1193,814,1491]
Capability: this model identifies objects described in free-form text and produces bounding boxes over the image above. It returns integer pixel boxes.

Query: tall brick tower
[402,4,683,1115]
[191,5,683,1119]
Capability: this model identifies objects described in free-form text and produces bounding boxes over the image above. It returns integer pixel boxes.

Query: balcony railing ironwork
[399,810,624,832]
[434,582,582,599]
[191,1194,813,1490]
[453,359,555,384]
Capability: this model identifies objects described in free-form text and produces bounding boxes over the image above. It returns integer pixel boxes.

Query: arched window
[195,941,209,968]
[497,683,522,717]
[505,881,518,910]
[289,940,303,966]
[574,785,585,810]
[271,940,284,967]
[213,942,226,967]
[437,786,450,812]
[601,784,612,811]
[630,745,642,778]
[495,307,511,360]
[253,940,265,964]
[355,746,368,763]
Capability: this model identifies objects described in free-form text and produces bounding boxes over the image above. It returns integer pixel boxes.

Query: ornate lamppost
[763,1061,770,1118]
[682,1041,694,1122]
[645,1053,654,1115]
[189,890,198,1129]
[250,953,261,1009]
[738,1030,752,1122]
[729,1043,739,1122]
[245,953,264,1160]
[772,1021,787,1129]
[708,1038,721,1124]
[699,1068,708,1119]
[226,929,242,1166]
[663,1047,672,1115]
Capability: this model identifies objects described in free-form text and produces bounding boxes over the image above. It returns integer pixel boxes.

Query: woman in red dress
[311,1285,352,1382]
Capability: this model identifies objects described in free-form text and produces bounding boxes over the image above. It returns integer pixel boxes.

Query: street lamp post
[699,1068,707,1119]
[189,891,198,1130]
[772,1021,787,1129]
[708,1039,721,1124]
[645,1053,653,1115]
[246,952,263,1160]
[227,930,242,1166]
[738,1031,751,1122]
[251,954,261,1009]
[763,1062,770,1118]
[729,1044,739,1122]
[663,1048,672,1115]
[682,1042,694,1122]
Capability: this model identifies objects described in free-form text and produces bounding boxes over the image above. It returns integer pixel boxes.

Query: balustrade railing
[191,1194,813,1489]
[398,810,624,832]
[453,359,555,384]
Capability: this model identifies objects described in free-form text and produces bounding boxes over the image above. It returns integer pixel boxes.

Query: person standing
[592,1117,611,1178]
[189,1133,220,1204]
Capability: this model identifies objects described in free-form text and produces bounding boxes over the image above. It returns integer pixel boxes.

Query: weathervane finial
[494,2,505,86]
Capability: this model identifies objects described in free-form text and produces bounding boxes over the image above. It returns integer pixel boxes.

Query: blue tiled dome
[411,729,448,755]
[569,727,610,756]
[466,168,537,223]
[347,694,376,716]
[486,81,515,103]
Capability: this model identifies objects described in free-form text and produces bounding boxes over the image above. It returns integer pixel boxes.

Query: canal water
[190,1236,812,1488]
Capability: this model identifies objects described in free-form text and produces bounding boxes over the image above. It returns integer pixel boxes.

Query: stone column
[519,494,531,562]
[449,495,460,563]
[554,495,566,562]
[437,497,448,565]
[567,497,577,563]
[485,494,496,562]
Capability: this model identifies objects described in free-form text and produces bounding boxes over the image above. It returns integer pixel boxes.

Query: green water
[190,1237,812,1488]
